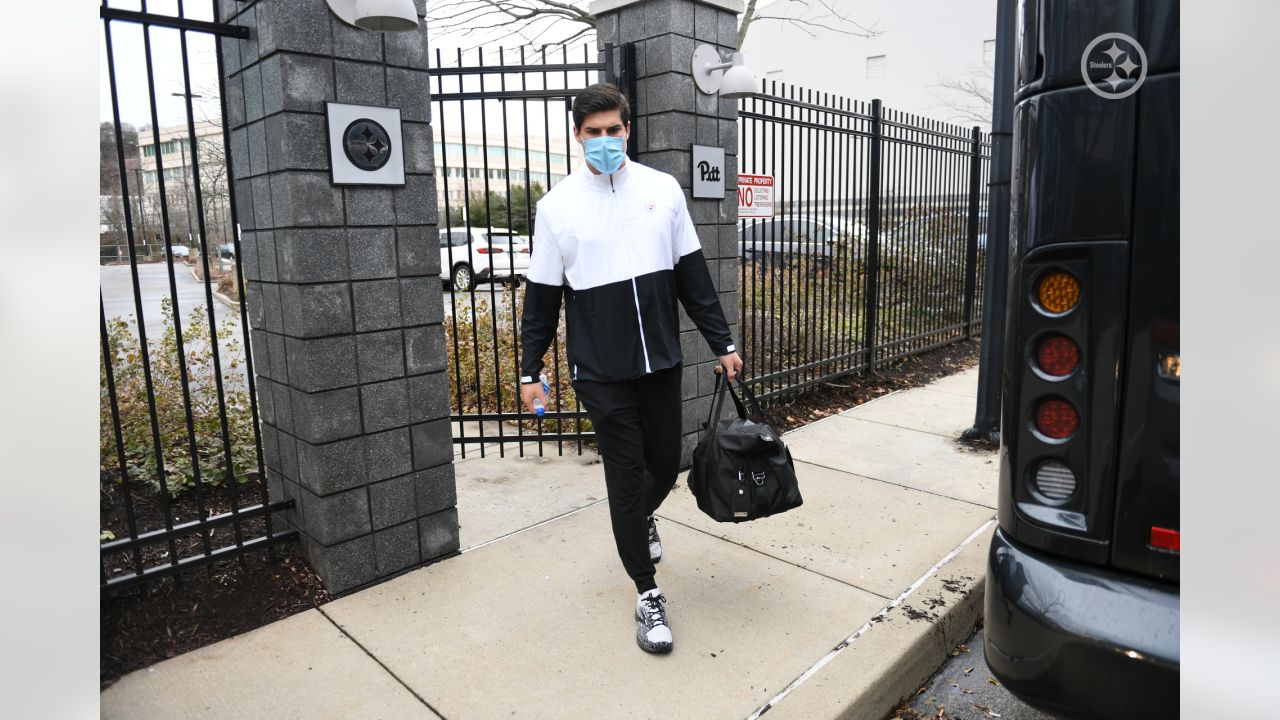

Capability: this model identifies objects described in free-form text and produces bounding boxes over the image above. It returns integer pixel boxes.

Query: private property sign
[737,174,774,218]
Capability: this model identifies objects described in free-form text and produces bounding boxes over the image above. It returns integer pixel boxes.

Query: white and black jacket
[520,160,735,384]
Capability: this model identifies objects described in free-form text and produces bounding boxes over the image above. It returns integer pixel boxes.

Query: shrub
[192,258,242,303]
[739,234,977,396]
[100,298,258,495]
[876,214,975,353]
[740,258,866,393]
[444,183,547,236]
[214,271,239,301]
[444,284,592,436]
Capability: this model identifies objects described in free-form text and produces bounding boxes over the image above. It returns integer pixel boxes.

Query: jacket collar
[576,160,633,193]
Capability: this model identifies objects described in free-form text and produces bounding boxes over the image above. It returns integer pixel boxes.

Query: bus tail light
[1149,526,1180,552]
[1035,399,1079,439]
[1036,335,1080,377]
[1037,270,1080,314]
[1033,461,1077,504]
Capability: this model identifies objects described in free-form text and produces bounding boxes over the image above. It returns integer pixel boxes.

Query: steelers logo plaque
[326,102,405,186]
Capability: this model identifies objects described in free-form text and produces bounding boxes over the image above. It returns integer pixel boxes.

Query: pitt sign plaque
[691,144,725,199]
[737,174,774,218]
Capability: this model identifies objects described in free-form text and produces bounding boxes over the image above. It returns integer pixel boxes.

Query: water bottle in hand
[533,374,550,417]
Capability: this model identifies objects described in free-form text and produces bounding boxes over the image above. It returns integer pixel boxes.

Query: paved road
[101,260,251,387]
[442,282,519,319]
[100,260,241,343]
[102,261,524,376]
[898,626,1055,720]
[103,262,520,330]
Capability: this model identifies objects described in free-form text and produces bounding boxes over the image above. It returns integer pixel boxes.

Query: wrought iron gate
[427,43,637,458]
[737,84,991,403]
[99,1,293,590]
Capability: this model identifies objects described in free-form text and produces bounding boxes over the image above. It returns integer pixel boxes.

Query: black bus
[984,1,1179,717]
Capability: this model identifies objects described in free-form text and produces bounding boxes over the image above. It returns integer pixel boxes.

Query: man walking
[519,83,742,654]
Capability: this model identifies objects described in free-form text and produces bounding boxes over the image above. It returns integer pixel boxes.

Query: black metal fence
[99,1,293,591]
[428,59,988,452]
[737,85,991,403]
[427,44,637,458]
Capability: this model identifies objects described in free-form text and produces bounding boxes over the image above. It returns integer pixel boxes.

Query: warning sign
[737,174,774,218]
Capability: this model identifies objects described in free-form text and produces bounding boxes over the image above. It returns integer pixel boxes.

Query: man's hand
[715,352,744,380]
[520,381,549,415]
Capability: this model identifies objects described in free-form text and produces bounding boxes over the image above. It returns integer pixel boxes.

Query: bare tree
[931,68,994,128]
[195,131,233,243]
[737,0,880,49]
[427,0,879,52]
[148,85,236,247]
[101,122,141,256]
[101,121,139,195]
[428,0,596,50]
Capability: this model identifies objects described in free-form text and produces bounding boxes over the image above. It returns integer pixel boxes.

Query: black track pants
[572,364,683,594]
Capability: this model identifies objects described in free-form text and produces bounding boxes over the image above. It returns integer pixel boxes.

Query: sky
[100,0,226,128]
[98,0,804,130]
[100,0,592,161]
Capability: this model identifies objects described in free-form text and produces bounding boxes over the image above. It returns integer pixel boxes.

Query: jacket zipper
[612,171,652,374]
[632,277,652,373]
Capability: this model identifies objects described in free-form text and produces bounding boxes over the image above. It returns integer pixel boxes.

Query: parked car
[439,226,531,291]
[887,210,987,251]
[167,245,191,259]
[737,215,866,264]
[217,242,236,260]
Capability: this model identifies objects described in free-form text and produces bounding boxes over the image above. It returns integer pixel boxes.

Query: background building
[741,0,997,128]
[432,128,576,209]
[137,120,233,250]
[431,128,579,234]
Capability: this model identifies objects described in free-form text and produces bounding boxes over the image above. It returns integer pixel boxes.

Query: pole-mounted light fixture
[326,0,420,32]
[691,44,757,99]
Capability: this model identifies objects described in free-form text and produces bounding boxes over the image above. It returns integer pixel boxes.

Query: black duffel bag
[688,370,802,523]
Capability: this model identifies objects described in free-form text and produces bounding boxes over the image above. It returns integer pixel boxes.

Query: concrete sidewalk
[102,367,997,720]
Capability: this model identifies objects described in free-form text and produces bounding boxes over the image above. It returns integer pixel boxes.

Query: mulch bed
[100,544,328,689]
[98,339,981,688]
[756,339,981,435]
[100,478,330,688]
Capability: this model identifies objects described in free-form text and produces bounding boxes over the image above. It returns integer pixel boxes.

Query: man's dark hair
[571,83,630,130]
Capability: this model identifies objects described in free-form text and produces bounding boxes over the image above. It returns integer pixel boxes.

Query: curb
[751,520,994,720]
[212,289,240,311]
[188,267,242,311]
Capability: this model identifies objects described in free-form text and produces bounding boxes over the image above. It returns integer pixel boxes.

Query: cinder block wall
[595,0,743,466]
[219,0,457,594]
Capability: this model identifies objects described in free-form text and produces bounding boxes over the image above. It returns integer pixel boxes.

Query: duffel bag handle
[732,375,764,417]
[706,369,760,432]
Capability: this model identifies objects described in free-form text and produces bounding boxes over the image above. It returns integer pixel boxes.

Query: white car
[439,226,531,290]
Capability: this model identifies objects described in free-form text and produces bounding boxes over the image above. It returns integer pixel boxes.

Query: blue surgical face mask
[583,135,627,175]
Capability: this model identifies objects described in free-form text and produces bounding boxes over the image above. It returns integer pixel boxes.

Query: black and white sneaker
[648,515,662,563]
[635,589,673,654]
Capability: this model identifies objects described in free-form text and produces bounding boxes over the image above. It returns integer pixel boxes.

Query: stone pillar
[219,0,457,594]
[593,0,743,467]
